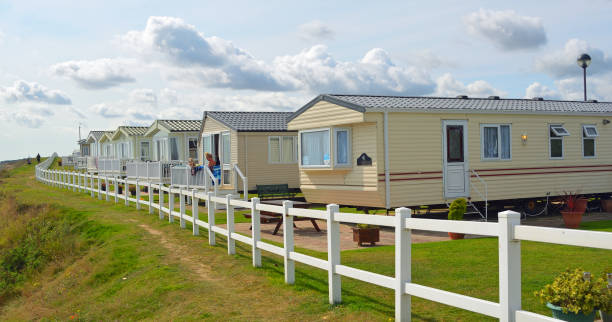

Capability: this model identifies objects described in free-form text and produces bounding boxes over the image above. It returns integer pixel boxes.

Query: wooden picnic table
[244,200,321,235]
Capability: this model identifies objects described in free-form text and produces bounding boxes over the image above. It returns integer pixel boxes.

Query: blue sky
[1,0,612,160]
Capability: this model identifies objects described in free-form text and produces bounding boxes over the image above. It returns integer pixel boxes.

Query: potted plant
[129,185,136,196]
[601,198,612,213]
[352,212,380,246]
[535,268,611,322]
[560,191,588,229]
[601,272,612,322]
[447,198,467,240]
[101,182,106,191]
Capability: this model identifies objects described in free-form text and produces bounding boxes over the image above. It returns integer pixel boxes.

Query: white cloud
[434,73,507,97]
[0,80,71,105]
[50,58,136,89]
[534,39,612,78]
[120,16,436,95]
[273,46,435,95]
[159,88,178,105]
[464,9,547,50]
[129,88,157,106]
[0,109,45,128]
[525,82,558,99]
[297,20,335,41]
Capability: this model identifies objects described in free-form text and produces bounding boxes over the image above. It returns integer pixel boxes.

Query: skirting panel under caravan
[301,186,385,208]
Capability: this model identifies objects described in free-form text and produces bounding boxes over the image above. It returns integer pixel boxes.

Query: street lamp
[577,53,591,101]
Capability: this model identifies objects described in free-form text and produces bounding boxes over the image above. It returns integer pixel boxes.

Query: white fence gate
[34,154,612,322]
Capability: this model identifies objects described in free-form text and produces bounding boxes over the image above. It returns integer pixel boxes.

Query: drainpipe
[384,111,390,210]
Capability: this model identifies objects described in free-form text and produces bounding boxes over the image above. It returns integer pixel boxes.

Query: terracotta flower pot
[352,227,380,246]
[448,232,465,240]
[574,198,588,214]
[601,199,612,213]
[561,211,583,229]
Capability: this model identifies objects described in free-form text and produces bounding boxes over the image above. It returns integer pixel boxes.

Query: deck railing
[35,162,612,322]
[98,158,129,176]
[127,160,182,183]
[75,157,88,170]
[233,164,248,201]
[86,156,98,172]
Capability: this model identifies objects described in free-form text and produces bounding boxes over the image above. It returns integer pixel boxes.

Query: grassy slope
[0,161,611,321]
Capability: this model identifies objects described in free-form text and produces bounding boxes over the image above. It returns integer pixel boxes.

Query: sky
[1,0,612,161]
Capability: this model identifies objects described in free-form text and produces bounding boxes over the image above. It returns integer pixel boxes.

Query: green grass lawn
[1,161,611,320]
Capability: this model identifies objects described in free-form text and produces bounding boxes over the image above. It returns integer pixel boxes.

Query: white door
[220,132,231,185]
[443,120,469,198]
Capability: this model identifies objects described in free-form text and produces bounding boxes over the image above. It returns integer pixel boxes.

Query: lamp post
[577,53,591,101]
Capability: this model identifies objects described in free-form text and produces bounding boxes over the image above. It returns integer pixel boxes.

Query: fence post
[90,173,94,198]
[72,172,76,192]
[159,186,165,220]
[136,180,141,210]
[499,210,521,322]
[243,177,248,202]
[327,204,341,304]
[77,173,81,192]
[283,200,295,284]
[105,176,110,201]
[207,191,215,246]
[395,207,412,322]
[192,189,199,236]
[98,175,102,200]
[168,187,174,223]
[148,182,153,214]
[179,188,186,229]
[226,194,235,255]
[123,179,128,206]
[251,197,261,267]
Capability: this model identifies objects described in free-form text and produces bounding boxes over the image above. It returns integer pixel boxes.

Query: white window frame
[299,128,331,168]
[333,128,352,167]
[187,136,198,161]
[268,136,298,164]
[480,124,512,161]
[549,124,567,160]
[582,124,598,158]
[550,125,570,137]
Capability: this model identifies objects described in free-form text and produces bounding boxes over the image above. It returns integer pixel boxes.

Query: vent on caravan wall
[532,97,544,101]
[488,96,500,100]
[587,99,598,103]
[456,95,468,99]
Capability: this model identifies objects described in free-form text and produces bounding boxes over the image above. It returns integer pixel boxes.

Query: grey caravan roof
[205,111,294,132]
[288,94,612,121]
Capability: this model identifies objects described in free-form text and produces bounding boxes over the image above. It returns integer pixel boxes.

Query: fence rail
[34,158,612,322]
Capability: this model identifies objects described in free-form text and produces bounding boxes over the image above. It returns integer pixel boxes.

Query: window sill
[301,166,352,172]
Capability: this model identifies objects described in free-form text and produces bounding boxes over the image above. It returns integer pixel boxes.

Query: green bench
[256,184,296,200]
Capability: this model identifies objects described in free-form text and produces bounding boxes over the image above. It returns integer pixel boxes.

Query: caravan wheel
[521,198,547,216]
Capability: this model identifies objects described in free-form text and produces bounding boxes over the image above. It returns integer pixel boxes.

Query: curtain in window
[141,142,149,160]
[483,127,498,158]
[301,130,329,166]
[188,138,198,159]
[269,137,280,162]
[221,133,230,164]
[281,137,294,163]
[500,125,510,159]
[336,130,349,165]
[169,138,179,160]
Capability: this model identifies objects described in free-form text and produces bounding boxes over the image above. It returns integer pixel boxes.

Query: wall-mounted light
[603,119,610,125]
[521,133,528,144]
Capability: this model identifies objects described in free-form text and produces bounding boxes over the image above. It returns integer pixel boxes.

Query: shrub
[448,198,467,221]
[535,268,611,314]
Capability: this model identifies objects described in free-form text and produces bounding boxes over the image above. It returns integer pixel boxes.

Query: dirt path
[136,221,213,280]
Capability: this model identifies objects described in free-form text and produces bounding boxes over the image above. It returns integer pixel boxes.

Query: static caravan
[144,120,202,163]
[288,94,612,214]
[99,131,115,158]
[109,126,150,161]
[85,130,107,157]
[199,111,299,191]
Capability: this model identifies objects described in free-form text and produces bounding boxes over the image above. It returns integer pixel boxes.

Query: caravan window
[549,124,568,159]
[269,136,297,164]
[188,137,198,160]
[169,138,179,160]
[221,132,231,165]
[140,142,150,161]
[583,125,598,158]
[481,124,511,160]
[301,129,330,167]
[334,128,351,166]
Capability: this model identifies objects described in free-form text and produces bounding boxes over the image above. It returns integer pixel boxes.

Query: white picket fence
[34,155,612,322]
